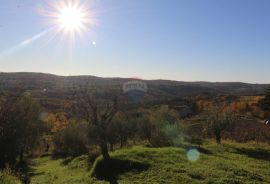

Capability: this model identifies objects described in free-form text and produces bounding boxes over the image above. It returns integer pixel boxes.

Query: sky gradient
[0,0,270,83]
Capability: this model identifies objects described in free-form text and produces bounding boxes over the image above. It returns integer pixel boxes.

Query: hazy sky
[0,0,270,83]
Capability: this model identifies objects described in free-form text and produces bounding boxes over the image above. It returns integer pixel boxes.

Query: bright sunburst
[42,0,96,39]
[57,5,85,32]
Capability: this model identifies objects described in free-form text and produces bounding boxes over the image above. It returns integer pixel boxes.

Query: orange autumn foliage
[47,112,69,133]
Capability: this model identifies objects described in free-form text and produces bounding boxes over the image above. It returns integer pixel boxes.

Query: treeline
[52,106,184,157]
[0,89,185,167]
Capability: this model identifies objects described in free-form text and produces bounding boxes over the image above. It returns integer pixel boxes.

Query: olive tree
[0,93,43,167]
[0,93,21,167]
[259,88,270,115]
[204,107,238,144]
[72,86,118,161]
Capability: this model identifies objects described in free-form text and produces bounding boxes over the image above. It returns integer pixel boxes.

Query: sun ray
[0,30,49,59]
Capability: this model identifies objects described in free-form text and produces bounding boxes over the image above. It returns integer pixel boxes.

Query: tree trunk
[110,142,114,152]
[100,142,110,161]
[120,137,123,148]
[46,143,50,152]
[19,149,24,164]
[215,133,221,144]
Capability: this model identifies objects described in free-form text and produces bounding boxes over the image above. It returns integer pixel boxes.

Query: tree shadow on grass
[15,162,35,184]
[233,147,270,162]
[61,157,75,165]
[196,147,213,155]
[51,153,99,166]
[92,158,149,184]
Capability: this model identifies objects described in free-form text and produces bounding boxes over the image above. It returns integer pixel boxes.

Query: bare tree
[72,85,118,161]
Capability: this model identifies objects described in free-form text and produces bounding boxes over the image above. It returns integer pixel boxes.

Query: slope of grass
[0,169,22,184]
[30,155,106,184]
[30,140,270,184]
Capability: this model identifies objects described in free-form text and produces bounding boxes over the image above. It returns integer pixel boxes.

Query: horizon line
[0,71,269,85]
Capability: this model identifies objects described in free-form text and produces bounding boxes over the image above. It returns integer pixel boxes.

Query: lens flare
[187,148,200,162]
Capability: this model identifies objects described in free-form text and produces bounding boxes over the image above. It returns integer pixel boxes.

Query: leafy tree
[0,93,21,167]
[12,93,43,163]
[259,88,270,112]
[204,107,238,144]
[0,93,43,167]
[106,112,137,150]
[47,112,69,133]
[72,87,118,161]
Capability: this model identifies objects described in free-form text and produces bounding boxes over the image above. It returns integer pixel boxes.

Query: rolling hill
[0,72,269,111]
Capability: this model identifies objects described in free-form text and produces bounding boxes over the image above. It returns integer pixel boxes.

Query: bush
[53,121,89,156]
[0,169,21,184]
[251,106,265,119]
[148,121,184,147]
[137,106,184,147]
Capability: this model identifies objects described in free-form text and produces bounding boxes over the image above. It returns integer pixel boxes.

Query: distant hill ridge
[0,72,269,111]
[0,72,269,96]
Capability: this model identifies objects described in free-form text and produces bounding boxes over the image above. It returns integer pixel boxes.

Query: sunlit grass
[0,169,21,184]
[30,140,270,184]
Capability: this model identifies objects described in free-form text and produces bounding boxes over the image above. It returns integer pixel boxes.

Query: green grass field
[28,140,270,184]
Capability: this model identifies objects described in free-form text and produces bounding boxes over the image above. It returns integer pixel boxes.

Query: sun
[57,4,86,33]
[42,0,96,37]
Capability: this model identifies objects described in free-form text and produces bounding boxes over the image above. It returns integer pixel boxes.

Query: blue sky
[0,0,269,83]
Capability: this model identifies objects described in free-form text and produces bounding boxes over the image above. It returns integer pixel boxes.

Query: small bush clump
[53,121,89,156]
[0,169,21,184]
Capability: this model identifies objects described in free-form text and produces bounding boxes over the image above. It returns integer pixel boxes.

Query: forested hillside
[0,72,269,112]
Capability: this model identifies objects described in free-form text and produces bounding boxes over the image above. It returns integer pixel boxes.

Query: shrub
[251,106,265,119]
[138,106,184,147]
[53,121,89,156]
[0,169,21,184]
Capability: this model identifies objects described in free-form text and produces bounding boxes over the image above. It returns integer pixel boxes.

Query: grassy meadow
[25,140,270,184]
